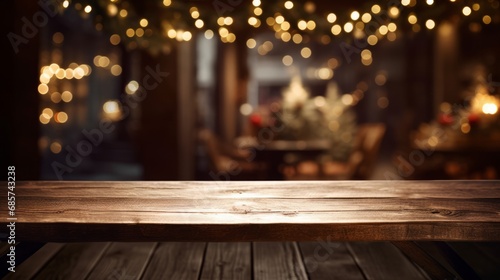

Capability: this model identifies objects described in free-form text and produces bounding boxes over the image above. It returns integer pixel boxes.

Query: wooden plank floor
[3,242,500,280]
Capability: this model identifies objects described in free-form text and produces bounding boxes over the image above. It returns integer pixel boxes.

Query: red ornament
[438,113,454,126]
[250,114,262,127]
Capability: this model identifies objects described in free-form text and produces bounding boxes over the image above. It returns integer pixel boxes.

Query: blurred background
[2,0,500,181]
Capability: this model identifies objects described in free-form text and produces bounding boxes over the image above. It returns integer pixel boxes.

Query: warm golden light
[40,73,51,84]
[65,68,74,79]
[55,112,68,123]
[425,19,435,29]
[292,34,303,44]
[408,14,417,24]
[98,56,110,68]
[284,1,293,9]
[327,13,337,23]
[61,91,73,102]
[281,32,291,42]
[379,25,388,35]
[318,68,333,80]
[240,103,253,116]
[119,9,128,17]
[110,34,121,45]
[195,19,204,28]
[388,23,397,32]
[389,7,399,18]
[301,47,312,58]
[367,35,378,45]
[182,31,192,41]
[224,17,233,25]
[371,5,381,14]
[50,142,62,154]
[361,13,372,23]
[350,11,360,21]
[42,108,53,118]
[39,114,50,124]
[126,81,139,95]
[298,20,307,30]
[344,22,354,33]
[111,65,122,76]
[84,5,92,13]
[361,49,372,60]
[38,84,49,94]
[103,101,121,118]
[276,15,285,24]
[331,24,341,35]
[246,38,257,49]
[462,6,471,16]
[204,30,214,39]
[483,15,492,24]
[282,55,293,66]
[55,68,66,79]
[306,20,316,30]
[482,103,498,115]
[51,92,62,103]
[328,58,339,69]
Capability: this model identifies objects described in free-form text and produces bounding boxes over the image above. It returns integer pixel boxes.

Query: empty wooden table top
[1,181,499,242]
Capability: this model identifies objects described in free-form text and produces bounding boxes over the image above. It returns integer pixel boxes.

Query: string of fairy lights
[57,0,499,55]
[39,0,499,155]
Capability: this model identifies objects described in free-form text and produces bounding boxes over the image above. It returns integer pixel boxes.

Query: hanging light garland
[58,0,499,55]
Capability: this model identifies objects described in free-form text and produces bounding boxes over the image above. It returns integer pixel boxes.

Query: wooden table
[236,138,331,179]
[1,180,500,279]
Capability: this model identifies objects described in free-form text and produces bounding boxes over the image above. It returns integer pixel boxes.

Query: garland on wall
[57,0,500,55]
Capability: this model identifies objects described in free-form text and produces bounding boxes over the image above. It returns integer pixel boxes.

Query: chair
[287,123,386,180]
[198,129,267,180]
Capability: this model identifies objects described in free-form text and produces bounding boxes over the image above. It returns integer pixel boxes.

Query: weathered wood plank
[3,243,65,280]
[11,222,500,242]
[299,242,365,280]
[141,242,206,279]
[1,181,499,242]
[347,242,428,280]
[10,197,500,214]
[33,243,110,280]
[253,242,308,280]
[10,181,500,199]
[85,242,156,280]
[199,242,251,280]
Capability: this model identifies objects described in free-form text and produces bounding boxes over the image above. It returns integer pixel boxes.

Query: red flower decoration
[438,113,454,126]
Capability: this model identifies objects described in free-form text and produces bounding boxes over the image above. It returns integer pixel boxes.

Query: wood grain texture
[299,242,365,280]
[347,242,428,280]
[1,181,499,242]
[33,243,110,280]
[85,242,156,280]
[3,243,65,280]
[199,242,251,280]
[141,242,206,280]
[253,242,308,280]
